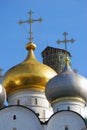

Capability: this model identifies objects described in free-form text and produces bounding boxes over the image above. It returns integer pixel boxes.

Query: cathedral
[0,11,87,130]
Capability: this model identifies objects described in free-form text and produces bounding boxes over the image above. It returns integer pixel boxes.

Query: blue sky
[0,0,87,77]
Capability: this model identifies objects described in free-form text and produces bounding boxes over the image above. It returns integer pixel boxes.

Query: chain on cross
[57,32,75,53]
[18,11,42,42]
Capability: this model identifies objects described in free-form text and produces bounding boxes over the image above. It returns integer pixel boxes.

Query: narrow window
[67,106,70,110]
[17,99,20,105]
[35,98,38,105]
[13,115,16,120]
[65,125,68,130]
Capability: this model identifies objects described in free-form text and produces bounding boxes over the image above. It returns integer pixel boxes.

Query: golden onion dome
[2,42,57,95]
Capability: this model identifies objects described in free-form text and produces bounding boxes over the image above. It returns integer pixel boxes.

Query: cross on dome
[18,11,42,42]
[56,32,75,63]
[57,32,75,52]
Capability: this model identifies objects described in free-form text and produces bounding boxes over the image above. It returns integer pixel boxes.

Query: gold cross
[56,32,75,51]
[18,11,42,42]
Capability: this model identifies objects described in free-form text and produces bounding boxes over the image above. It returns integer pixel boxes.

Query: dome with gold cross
[2,42,57,95]
[2,11,57,95]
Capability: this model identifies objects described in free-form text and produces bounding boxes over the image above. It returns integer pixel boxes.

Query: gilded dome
[2,42,57,95]
[45,62,87,103]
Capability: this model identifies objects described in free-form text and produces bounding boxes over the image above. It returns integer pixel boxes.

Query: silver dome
[0,84,6,108]
[45,63,87,103]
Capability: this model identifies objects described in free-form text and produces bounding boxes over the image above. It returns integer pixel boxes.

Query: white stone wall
[52,99,86,117]
[8,89,53,122]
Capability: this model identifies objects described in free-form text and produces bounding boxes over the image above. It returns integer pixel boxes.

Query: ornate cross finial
[57,32,75,64]
[57,32,75,52]
[18,11,42,42]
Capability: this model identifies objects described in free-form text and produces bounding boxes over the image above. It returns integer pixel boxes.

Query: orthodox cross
[18,11,42,42]
[56,32,75,54]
